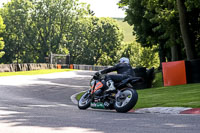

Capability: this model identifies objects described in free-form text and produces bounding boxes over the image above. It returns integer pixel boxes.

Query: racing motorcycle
[78,73,142,113]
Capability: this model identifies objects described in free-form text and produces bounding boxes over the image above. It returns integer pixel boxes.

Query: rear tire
[114,88,138,113]
[78,91,92,110]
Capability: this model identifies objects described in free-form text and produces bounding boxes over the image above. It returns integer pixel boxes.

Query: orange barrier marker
[57,64,61,69]
[70,64,73,69]
[162,61,187,86]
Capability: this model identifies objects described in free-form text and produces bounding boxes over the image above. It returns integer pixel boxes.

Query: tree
[119,0,200,62]
[30,0,86,62]
[177,0,196,60]
[0,15,5,59]
[90,17,124,65]
[118,0,173,64]
[118,42,160,68]
[67,17,124,65]
[1,0,123,65]
[0,0,90,63]
[145,0,184,61]
[184,0,200,58]
[0,0,32,63]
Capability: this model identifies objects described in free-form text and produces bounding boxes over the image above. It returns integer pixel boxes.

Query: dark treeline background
[0,0,123,65]
[118,0,200,64]
[0,0,199,69]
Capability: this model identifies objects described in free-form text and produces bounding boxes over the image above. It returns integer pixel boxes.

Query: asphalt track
[0,70,200,133]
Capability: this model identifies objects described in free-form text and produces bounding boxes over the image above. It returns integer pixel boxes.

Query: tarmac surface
[71,82,200,115]
[0,70,200,133]
[73,95,200,114]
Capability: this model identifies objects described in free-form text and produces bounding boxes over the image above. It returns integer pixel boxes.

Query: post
[50,52,53,64]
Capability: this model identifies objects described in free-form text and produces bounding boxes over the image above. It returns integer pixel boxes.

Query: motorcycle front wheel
[114,88,138,113]
[78,91,92,110]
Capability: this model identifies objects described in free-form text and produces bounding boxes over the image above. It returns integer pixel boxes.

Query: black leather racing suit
[100,63,135,83]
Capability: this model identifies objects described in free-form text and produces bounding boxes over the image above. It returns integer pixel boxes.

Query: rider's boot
[106,80,116,91]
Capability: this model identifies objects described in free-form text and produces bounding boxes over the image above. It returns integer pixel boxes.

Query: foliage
[2,0,199,67]
[0,0,90,63]
[185,0,200,11]
[0,0,124,65]
[0,0,33,63]
[30,0,89,62]
[113,18,160,68]
[67,17,124,65]
[118,42,160,69]
[114,18,136,43]
[0,15,5,58]
[184,0,200,58]
[118,0,200,62]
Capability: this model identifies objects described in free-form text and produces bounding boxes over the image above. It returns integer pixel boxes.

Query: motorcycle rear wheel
[114,88,138,113]
[78,91,92,110]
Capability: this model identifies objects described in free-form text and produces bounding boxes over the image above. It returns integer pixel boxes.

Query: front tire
[114,88,138,113]
[78,91,92,110]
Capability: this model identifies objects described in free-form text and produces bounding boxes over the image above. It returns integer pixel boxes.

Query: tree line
[0,0,165,69]
[118,0,200,63]
[0,0,124,65]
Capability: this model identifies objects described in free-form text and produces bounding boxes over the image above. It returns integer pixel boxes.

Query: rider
[95,57,135,91]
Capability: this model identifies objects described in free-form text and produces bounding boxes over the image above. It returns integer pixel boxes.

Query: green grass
[77,83,200,109]
[152,72,163,88]
[135,83,200,109]
[0,69,73,77]
[76,92,85,101]
[76,71,200,109]
[114,18,136,43]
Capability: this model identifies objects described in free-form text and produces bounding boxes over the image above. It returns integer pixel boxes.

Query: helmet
[119,57,130,64]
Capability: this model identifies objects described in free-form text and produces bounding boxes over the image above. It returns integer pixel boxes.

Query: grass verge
[76,92,86,101]
[76,83,200,109]
[135,83,200,109]
[152,72,163,88]
[0,69,73,77]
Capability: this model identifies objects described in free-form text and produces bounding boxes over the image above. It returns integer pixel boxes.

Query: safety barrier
[0,63,57,72]
[162,59,200,86]
[57,64,62,69]
[72,64,110,71]
[0,63,110,72]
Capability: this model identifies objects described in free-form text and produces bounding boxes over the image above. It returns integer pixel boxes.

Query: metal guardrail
[0,63,111,72]
[71,64,111,71]
[0,63,57,72]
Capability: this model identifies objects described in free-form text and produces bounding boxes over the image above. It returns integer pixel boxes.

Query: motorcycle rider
[95,57,135,92]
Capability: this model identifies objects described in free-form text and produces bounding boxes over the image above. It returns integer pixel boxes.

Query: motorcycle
[78,73,142,113]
